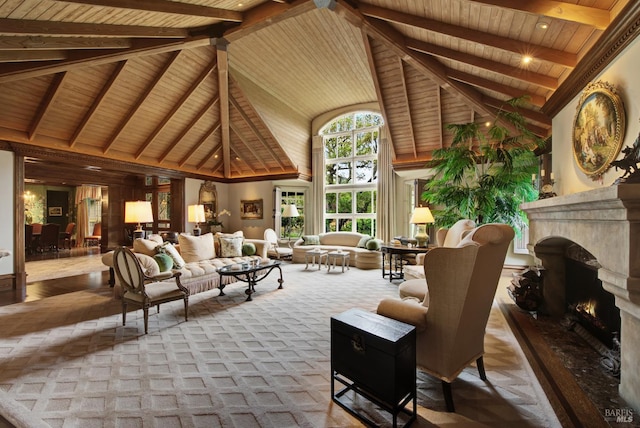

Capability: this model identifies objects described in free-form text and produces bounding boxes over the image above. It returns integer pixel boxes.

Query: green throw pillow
[242,242,256,256]
[153,253,173,273]
[357,235,371,248]
[366,239,381,251]
[302,235,320,245]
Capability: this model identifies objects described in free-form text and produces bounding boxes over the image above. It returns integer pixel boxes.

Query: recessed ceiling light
[536,22,549,30]
[485,121,491,127]
[522,55,533,65]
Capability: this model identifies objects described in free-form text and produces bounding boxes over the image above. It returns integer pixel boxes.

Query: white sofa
[291,232,382,269]
[103,232,269,296]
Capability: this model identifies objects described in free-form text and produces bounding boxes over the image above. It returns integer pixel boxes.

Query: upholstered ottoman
[398,279,428,303]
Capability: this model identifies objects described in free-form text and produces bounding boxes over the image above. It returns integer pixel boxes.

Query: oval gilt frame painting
[572,81,625,181]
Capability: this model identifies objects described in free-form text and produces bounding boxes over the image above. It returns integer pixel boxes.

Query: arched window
[321,112,382,235]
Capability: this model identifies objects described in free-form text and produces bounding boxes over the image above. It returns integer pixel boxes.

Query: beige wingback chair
[376,223,514,412]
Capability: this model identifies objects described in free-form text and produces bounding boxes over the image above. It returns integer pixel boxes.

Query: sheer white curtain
[377,126,395,242]
[75,185,101,247]
[311,135,324,234]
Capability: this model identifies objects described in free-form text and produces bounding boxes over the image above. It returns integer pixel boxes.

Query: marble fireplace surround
[521,184,640,413]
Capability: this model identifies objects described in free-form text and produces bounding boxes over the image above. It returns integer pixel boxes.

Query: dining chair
[39,223,60,252]
[85,222,101,247]
[59,222,75,249]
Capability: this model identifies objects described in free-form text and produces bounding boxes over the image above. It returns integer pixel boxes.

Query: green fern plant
[421,97,544,230]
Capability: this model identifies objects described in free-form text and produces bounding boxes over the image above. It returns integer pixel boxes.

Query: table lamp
[188,204,206,236]
[410,206,434,247]
[281,204,299,241]
[125,201,154,239]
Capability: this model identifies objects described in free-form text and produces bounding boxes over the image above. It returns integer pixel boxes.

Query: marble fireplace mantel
[521,184,640,413]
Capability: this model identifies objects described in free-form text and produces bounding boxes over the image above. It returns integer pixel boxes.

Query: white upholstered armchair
[376,223,514,412]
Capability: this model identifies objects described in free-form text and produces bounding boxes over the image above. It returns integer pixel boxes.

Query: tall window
[322,112,381,235]
[279,190,305,240]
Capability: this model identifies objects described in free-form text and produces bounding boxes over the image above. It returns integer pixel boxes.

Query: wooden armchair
[377,223,514,412]
[112,246,189,334]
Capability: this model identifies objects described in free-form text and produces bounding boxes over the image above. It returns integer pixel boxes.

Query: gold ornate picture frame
[572,81,626,181]
[198,181,217,223]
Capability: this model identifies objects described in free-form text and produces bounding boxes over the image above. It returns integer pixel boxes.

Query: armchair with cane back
[112,246,189,334]
[376,223,514,412]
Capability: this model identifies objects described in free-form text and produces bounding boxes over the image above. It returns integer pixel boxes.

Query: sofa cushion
[153,253,173,273]
[178,233,216,263]
[366,239,381,250]
[133,238,160,257]
[220,236,243,257]
[357,235,371,248]
[242,242,256,256]
[442,219,476,247]
[135,253,161,277]
[302,235,320,245]
[159,242,185,269]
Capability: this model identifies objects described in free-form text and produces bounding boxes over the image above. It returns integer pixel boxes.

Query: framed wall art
[48,206,62,216]
[572,81,626,181]
[198,181,217,223]
[240,199,263,219]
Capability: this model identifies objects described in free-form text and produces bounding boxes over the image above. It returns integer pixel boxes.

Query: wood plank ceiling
[0,0,637,180]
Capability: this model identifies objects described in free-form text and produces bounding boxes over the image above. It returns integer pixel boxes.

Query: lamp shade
[125,201,153,229]
[282,204,299,217]
[410,206,434,224]
[188,204,206,223]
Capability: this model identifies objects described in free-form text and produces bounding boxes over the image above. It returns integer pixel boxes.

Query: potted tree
[421,97,544,230]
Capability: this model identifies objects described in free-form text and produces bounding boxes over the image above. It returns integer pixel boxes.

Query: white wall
[553,36,640,195]
[0,150,14,274]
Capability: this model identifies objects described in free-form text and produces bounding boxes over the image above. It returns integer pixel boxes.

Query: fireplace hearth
[521,184,640,414]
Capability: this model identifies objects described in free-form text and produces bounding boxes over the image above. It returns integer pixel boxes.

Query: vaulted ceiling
[1,0,638,182]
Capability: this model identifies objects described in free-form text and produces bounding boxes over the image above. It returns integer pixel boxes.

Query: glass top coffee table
[218,259,283,301]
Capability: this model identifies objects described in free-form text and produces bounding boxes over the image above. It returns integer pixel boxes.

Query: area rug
[0,264,560,427]
[25,254,109,284]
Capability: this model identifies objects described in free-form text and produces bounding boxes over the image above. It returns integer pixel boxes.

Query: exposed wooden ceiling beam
[229,124,271,172]
[224,0,318,42]
[180,122,220,167]
[29,72,68,140]
[135,60,218,159]
[359,3,576,68]
[160,96,220,163]
[0,36,132,50]
[347,11,498,122]
[361,31,396,159]
[407,38,559,90]
[468,0,610,30]
[103,51,181,154]
[483,96,551,126]
[52,0,243,22]
[216,39,231,179]
[0,50,66,62]
[70,60,128,148]
[397,58,418,158]
[0,17,187,38]
[447,69,547,107]
[229,94,288,171]
[543,0,640,116]
[0,36,211,83]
